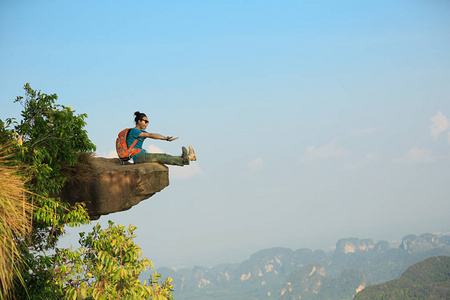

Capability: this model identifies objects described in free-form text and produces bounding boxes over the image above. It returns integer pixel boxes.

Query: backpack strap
[127,129,142,159]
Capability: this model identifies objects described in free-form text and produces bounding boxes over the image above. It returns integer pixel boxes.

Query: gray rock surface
[59,157,169,220]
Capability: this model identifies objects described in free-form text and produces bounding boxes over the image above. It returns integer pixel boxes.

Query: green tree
[1,84,173,299]
[5,83,94,299]
[54,221,174,300]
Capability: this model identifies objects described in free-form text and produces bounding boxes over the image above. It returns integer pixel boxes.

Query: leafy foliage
[54,221,174,300]
[1,84,174,299]
[3,84,95,299]
[10,83,95,196]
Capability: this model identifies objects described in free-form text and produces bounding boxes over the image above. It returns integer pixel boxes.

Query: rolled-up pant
[135,153,188,166]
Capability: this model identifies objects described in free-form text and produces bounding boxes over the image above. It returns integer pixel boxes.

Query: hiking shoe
[182,146,188,163]
[188,145,196,161]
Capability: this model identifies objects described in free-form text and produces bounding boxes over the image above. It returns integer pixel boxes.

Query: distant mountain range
[152,233,450,300]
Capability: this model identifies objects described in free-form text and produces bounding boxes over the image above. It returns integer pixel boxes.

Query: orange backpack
[116,128,142,162]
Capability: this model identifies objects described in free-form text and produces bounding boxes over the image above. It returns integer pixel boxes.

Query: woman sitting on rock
[127,111,196,165]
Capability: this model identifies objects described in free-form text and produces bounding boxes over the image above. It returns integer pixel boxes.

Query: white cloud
[246,158,264,172]
[169,163,203,179]
[392,112,450,164]
[430,111,450,139]
[147,145,164,153]
[407,147,436,163]
[107,150,117,158]
[365,152,380,161]
[299,142,346,164]
[394,147,436,164]
[94,150,117,158]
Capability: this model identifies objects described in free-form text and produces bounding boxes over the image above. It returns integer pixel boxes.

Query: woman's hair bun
[134,111,147,123]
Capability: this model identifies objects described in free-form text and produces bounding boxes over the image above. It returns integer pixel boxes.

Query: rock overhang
[59,157,169,220]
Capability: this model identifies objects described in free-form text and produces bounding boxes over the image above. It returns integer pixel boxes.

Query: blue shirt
[126,128,147,161]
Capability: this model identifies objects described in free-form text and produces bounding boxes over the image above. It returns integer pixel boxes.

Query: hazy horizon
[1,0,449,269]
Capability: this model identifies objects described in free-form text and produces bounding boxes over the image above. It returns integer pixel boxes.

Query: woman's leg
[135,152,188,166]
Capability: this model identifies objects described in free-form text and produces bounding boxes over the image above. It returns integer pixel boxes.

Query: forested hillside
[354,255,450,299]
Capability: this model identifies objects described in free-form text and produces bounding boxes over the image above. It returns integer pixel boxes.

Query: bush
[1,84,173,299]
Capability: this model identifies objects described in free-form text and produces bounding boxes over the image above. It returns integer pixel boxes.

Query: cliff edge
[59,157,169,220]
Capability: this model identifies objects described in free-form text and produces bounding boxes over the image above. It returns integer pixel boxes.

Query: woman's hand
[166,136,179,142]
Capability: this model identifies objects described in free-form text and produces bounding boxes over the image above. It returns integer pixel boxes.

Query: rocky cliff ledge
[59,157,169,220]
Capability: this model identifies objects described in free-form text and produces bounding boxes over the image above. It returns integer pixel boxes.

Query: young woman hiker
[127,111,196,165]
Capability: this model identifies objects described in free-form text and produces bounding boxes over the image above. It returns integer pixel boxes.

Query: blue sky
[1,0,450,268]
